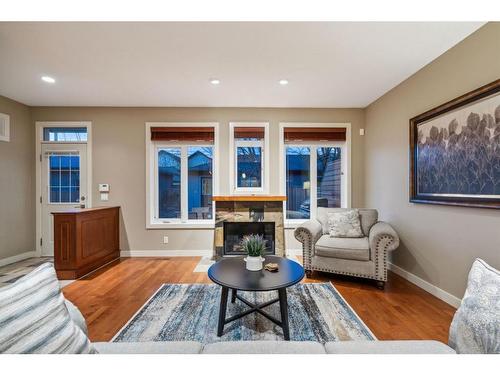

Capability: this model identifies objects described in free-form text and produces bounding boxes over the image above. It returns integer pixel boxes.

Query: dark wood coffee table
[208,255,304,340]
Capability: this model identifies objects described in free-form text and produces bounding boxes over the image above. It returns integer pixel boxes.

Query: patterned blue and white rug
[113,283,376,344]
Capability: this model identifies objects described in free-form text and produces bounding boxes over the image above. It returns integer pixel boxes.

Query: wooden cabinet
[52,206,120,279]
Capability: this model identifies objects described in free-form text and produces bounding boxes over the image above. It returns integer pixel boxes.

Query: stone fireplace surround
[212,196,286,259]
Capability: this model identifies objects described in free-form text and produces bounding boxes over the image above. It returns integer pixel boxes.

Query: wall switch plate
[163,236,169,244]
[100,192,109,201]
[99,183,110,192]
[359,128,365,136]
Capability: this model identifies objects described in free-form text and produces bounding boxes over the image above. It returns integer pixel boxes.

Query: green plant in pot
[241,234,267,271]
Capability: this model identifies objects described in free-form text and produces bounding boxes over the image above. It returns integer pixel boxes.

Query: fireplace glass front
[223,222,275,256]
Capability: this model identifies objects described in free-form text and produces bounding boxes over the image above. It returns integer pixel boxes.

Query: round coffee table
[208,255,304,340]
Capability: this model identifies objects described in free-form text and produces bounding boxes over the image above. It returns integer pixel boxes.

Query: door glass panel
[317,147,342,208]
[237,147,262,188]
[158,148,181,219]
[48,152,80,203]
[188,146,213,220]
[286,146,310,219]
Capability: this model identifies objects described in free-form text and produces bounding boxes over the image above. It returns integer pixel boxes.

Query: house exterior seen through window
[230,123,269,194]
[148,123,217,227]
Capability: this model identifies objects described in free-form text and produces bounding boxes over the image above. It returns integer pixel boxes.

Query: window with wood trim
[282,125,347,222]
[230,123,269,194]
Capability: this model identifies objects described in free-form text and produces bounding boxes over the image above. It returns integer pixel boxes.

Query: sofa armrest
[294,220,323,270]
[65,299,88,336]
[368,221,400,281]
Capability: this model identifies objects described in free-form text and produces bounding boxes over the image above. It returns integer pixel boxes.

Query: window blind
[234,127,265,139]
[151,127,214,142]
[284,127,346,142]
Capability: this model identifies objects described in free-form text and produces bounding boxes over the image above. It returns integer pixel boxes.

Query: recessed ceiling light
[41,76,56,84]
[279,79,289,85]
[210,79,220,85]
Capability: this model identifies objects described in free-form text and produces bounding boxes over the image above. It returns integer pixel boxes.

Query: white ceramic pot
[244,256,264,271]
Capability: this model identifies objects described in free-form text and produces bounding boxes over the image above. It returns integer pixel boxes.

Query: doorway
[36,122,92,256]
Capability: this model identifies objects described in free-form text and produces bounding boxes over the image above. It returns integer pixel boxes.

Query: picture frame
[409,79,500,209]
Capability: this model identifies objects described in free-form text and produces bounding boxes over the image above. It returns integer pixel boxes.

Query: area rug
[113,283,376,344]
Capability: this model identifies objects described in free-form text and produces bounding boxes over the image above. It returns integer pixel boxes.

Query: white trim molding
[388,262,462,308]
[121,249,212,257]
[229,122,270,195]
[145,122,219,229]
[35,121,92,257]
[0,251,37,267]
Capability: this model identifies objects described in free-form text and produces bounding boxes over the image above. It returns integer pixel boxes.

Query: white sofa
[65,301,454,354]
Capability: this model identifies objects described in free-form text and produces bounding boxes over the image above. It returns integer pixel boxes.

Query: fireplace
[223,222,275,256]
[212,196,286,259]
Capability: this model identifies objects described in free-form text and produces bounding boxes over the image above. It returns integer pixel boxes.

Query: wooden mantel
[212,195,286,202]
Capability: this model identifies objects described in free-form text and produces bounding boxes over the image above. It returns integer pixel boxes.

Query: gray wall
[30,107,365,252]
[364,22,500,299]
[0,96,35,260]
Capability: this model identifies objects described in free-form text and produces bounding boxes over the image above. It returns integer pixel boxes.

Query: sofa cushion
[327,210,364,238]
[0,263,96,354]
[65,300,88,336]
[448,258,500,354]
[315,235,370,261]
[317,208,378,236]
[94,341,203,354]
[325,340,455,354]
[202,341,326,354]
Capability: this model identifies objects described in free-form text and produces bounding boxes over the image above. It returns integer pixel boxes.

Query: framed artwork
[410,79,500,209]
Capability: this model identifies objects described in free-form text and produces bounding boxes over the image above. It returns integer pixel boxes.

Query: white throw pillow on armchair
[327,209,364,238]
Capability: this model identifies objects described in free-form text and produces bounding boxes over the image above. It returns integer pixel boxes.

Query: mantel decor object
[410,79,500,209]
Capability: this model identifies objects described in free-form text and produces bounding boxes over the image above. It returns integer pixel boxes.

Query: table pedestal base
[216,287,290,340]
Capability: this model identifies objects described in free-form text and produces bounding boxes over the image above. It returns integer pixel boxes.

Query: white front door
[40,143,88,256]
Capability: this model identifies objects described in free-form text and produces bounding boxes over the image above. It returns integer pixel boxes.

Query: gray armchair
[294,208,399,289]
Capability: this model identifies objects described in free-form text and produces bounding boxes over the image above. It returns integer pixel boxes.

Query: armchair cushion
[317,208,378,236]
[315,235,370,261]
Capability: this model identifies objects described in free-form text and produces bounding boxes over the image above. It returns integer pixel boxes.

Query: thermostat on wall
[99,184,110,201]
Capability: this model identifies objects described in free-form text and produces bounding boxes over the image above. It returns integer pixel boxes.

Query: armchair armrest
[368,221,400,252]
[294,220,323,270]
[368,221,400,282]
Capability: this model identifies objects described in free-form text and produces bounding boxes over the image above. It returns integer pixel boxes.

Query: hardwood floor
[62,257,456,343]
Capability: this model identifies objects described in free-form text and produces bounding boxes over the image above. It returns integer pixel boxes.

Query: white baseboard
[120,250,212,257]
[388,262,461,308]
[0,251,37,267]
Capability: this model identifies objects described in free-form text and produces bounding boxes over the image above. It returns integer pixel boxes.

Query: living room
[0,1,499,370]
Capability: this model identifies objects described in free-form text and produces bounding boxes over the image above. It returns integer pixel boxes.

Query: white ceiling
[0,22,485,108]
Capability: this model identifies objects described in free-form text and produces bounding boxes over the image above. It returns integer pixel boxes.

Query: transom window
[281,124,349,224]
[230,123,269,194]
[147,123,218,228]
[43,127,88,142]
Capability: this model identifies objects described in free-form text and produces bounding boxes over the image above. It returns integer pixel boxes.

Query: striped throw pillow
[0,263,96,354]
